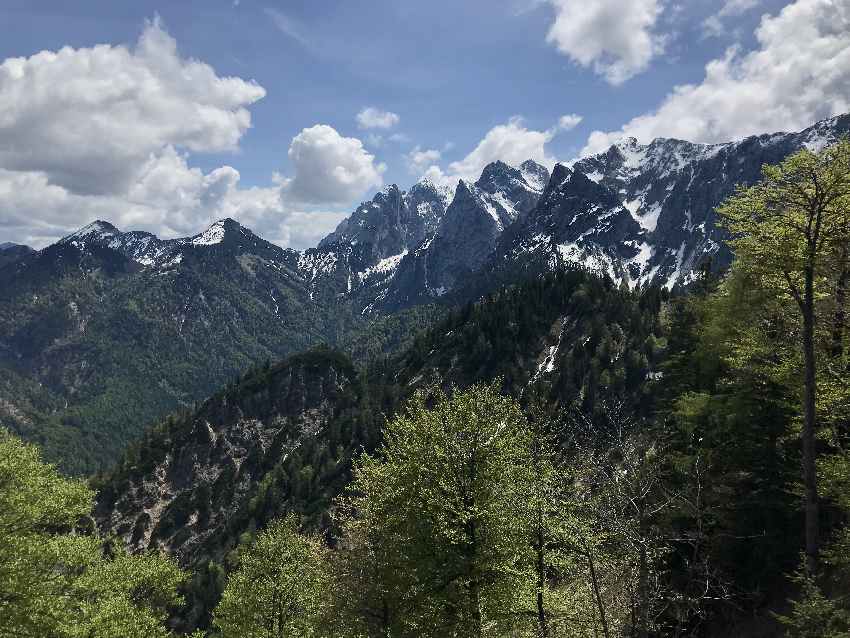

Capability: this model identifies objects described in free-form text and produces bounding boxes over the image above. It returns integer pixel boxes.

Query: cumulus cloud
[545,0,665,85]
[0,16,265,196]
[356,107,400,130]
[555,113,583,131]
[446,117,557,181]
[0,124,381,249]
[581,0,850,155]
[0,20,377,251]
[414,115,573,188]
[0,149,275,244]
[282,124,386,205]
[0,144,352,251]
[405,146,442,174]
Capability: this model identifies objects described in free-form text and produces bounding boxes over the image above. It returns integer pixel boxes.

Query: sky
[0,0,848,250]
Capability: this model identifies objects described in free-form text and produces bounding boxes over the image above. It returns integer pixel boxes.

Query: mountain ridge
[39,112,848,308]
[3,113,849,473]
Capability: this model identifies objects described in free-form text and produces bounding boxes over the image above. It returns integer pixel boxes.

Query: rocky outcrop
[375,160,550,312]
[94,350,362,565]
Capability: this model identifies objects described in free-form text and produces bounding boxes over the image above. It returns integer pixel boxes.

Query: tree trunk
[831,248,848,361]
[587,552,611,638]
[466,515,483,638]
[802,266,819,576]
[469,576,483,638]
[638,542,649,638]
[536,524,549,638]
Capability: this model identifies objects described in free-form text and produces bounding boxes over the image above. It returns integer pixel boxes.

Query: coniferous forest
[2,141,850,637]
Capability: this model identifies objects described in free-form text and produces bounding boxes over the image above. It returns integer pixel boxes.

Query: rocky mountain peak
[452,178,474,200]
[540,163,572,196]
[476,160,515,184]
[374,183,403,203]
[190,218,246,246]
[407,177,453,209]
[519,159,551,192]
[476,159,550,198]
[60,220,121,246]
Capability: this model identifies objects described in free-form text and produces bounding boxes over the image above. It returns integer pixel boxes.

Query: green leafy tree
[62,544,188,638]
[718,139,850,574]
[0,430,187,638]
[345,385,537,637]
[213,515,330,638]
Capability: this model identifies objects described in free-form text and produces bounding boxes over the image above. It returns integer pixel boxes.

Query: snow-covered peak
[61,220,120,245]
[51,217,284,272]
[192,220,228,246]
[189,218,250,247]
[408,177,453,208]
[519,160,550,192]
[477,159,547,196]
[800,117,844,152]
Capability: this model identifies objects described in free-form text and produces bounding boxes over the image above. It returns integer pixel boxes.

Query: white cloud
[405,146,442,175]
[581,0,850,155]
[0,146,351,251]
[356,107,400,130]
[414,116,570,187]
[545,0,665,85]
[282,124,385,205]
[0,17,265,196]
[0,20,373,251]
[447,117,557,181]
[555,113,583,131]
[0,149,278,245]
[703,0,761,38]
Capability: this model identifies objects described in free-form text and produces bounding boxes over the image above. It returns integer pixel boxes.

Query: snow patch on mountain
[192,221,228,246]
[359,250,407,282]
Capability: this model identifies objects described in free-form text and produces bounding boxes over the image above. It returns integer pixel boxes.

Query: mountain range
[1,113,848,473]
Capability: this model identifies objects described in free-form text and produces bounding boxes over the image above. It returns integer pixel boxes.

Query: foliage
[213,516,329,638]
[0,430,187,637]
[339,385,538,637]
[718,139,850,575]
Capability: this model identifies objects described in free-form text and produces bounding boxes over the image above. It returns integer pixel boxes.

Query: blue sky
[0,0,847,249]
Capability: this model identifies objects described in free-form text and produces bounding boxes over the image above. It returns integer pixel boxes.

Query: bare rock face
[94,350,363,565]
[300,179,452,303]
[316,114,850,310]
[375,160,550,312]
[552,113,850,289]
